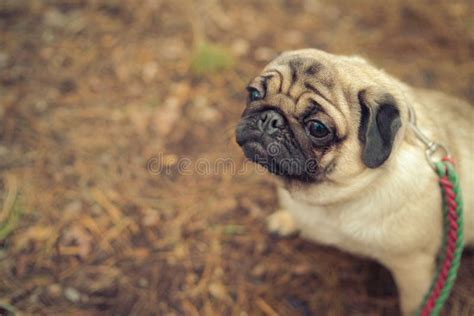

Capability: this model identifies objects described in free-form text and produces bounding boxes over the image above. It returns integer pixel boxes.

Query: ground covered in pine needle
[0,0,473,315]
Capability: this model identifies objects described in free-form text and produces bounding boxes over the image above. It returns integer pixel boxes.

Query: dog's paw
[267,209,299,237]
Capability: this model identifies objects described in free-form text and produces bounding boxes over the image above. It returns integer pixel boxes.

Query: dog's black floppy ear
[358,89,401,168]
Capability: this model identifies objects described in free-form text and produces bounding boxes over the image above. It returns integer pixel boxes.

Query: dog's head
[236,49,405,184]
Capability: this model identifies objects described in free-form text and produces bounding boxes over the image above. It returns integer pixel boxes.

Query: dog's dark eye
[308,120,330,138]
[248,88,262,101]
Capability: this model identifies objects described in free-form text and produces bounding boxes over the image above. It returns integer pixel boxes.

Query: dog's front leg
[384,254,436,316]
[267,209,299,236]
[266,187,300,236]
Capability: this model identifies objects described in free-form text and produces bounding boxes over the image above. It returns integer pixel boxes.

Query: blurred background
[0,0,473,315]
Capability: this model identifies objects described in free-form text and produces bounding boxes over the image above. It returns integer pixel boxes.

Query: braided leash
[408,107,464,316]
[418,158,464,316]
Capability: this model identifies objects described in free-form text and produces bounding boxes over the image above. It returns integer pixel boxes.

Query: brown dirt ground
[0,0,473,315]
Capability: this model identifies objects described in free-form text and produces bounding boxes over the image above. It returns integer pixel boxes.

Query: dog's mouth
[240,141,268,163]
[237,130,318,183]
[240,140,282,175]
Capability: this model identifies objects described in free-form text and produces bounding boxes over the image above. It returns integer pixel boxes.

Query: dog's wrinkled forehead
[269,53,334,88]
[248,52,337,114]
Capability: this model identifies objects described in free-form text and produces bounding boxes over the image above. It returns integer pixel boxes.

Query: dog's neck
[283,139,434,213]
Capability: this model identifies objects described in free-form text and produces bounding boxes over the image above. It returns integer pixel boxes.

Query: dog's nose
[257,110,284,135]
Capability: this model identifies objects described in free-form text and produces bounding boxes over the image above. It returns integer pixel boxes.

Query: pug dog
[235,49,473,315]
